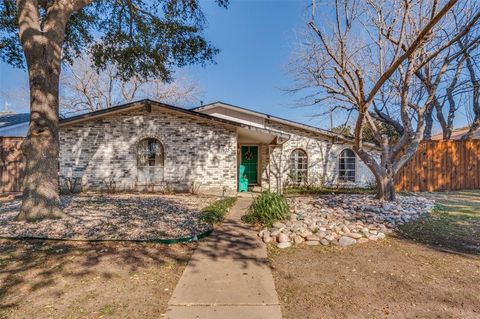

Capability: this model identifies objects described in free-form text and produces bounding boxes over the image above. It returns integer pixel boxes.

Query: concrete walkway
[165,197,282,319]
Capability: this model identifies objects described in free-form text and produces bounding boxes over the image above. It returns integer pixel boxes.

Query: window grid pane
[339,149,356,182]
[290,149,308,185]
[137,138,164,167]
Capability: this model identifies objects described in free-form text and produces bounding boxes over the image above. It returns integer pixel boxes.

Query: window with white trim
[137,138,164,167]
[290,149,308,185]
[136,138,164,185]
[339,149,356,182]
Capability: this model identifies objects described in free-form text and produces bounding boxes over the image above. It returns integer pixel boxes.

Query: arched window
[290,149,308,185]
[339,149,356,182]
[137,138,164,167]
[136,138,164,185]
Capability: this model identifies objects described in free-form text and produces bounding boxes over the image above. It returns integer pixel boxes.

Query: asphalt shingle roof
[0,113,30,129]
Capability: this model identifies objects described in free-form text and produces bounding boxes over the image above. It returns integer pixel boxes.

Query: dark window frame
[338,148,356,183]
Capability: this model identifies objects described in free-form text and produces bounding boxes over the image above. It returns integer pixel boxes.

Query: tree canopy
[291,0,480,201]
[0,0,228,81]
[0,0,228,221]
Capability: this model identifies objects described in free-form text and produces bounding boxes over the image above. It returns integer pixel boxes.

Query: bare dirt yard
[0,193,219,318]
[269,191,480,319]
[0,239,195,319]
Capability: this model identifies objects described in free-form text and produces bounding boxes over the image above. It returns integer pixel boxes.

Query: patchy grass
[398,190,480,254]
[270,239,480,319]
[270,190,480,318]
[99,304,115,316]
[200,197,237,224]
[0,239,195,319]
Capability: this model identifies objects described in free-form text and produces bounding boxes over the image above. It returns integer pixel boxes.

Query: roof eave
[193,101,353,140]
[59,99,243,129]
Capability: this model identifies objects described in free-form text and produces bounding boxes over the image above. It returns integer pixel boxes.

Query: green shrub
[200,197,237,224]
[243,191,290,227]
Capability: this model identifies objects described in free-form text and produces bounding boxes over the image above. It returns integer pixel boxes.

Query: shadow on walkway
[166,197,282,319]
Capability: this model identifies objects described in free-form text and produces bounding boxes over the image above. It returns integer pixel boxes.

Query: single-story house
[59,99,375,195]
[431,127,480,140]
[0,112,30,137]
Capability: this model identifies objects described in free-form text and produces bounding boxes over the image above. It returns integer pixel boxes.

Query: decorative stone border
[259,194,434,248]
[0,229,214,244]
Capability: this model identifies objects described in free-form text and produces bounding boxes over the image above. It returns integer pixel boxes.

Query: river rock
[339,236,357,246]
[346,232,363,239]
[277,242,292,249]
[278,233,289,243]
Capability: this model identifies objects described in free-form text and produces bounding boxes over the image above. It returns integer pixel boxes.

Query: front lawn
[399,190,480,254]
[0,239,194,319]
[269,191,480,318]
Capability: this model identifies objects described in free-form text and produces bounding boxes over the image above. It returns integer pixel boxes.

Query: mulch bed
[0,193,216,240]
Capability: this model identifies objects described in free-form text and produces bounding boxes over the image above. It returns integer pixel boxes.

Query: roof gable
[59,99,242,128]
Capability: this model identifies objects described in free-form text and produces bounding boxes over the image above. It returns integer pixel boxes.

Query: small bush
[200,197,237,224]
[243,191,290,227]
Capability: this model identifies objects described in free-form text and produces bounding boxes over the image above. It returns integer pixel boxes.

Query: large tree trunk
[357,152,397,201]
[14,0,78,221]
[374,173,396,201]
[357,149,397,201]
[17,58,65,221]
[16,62,65,220]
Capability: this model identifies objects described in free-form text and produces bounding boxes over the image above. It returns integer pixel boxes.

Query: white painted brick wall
[59,106,376,195]
[59,108,238,195]
[265,121,376,190]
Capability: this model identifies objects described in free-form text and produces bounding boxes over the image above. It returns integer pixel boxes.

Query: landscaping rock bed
[259,194,435,248]
[0,193,216,240]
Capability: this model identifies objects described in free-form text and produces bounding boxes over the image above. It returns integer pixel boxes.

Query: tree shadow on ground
[0,193,213,240]
[396,191,480,256]
[0,239,195,314]
[189,217,268,270]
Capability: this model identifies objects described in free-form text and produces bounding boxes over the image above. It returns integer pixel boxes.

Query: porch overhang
[236,126,290,145]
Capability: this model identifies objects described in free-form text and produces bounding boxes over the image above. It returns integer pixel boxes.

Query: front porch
[236,126,289,193]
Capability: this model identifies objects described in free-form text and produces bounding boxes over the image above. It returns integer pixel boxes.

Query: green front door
[241,146,258,185]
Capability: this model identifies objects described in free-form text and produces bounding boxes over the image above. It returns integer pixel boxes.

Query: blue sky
[0,0,470,133]
[0,0,331,127]
[186,0,311,122]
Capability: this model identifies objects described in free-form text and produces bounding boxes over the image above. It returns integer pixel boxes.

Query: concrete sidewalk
[165,197,282,319]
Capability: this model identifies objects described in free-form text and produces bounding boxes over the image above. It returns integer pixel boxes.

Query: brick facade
[265,121,375,191]
[59,108,238,195]
[59,101,375,195]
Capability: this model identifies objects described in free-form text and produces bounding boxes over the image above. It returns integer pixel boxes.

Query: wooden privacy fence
[395,140,480,192]
[0,137,24,193]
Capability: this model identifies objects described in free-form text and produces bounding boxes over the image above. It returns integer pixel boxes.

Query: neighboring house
[431,128,480,140]
[59,99,376,195]
[0,113,30,137]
